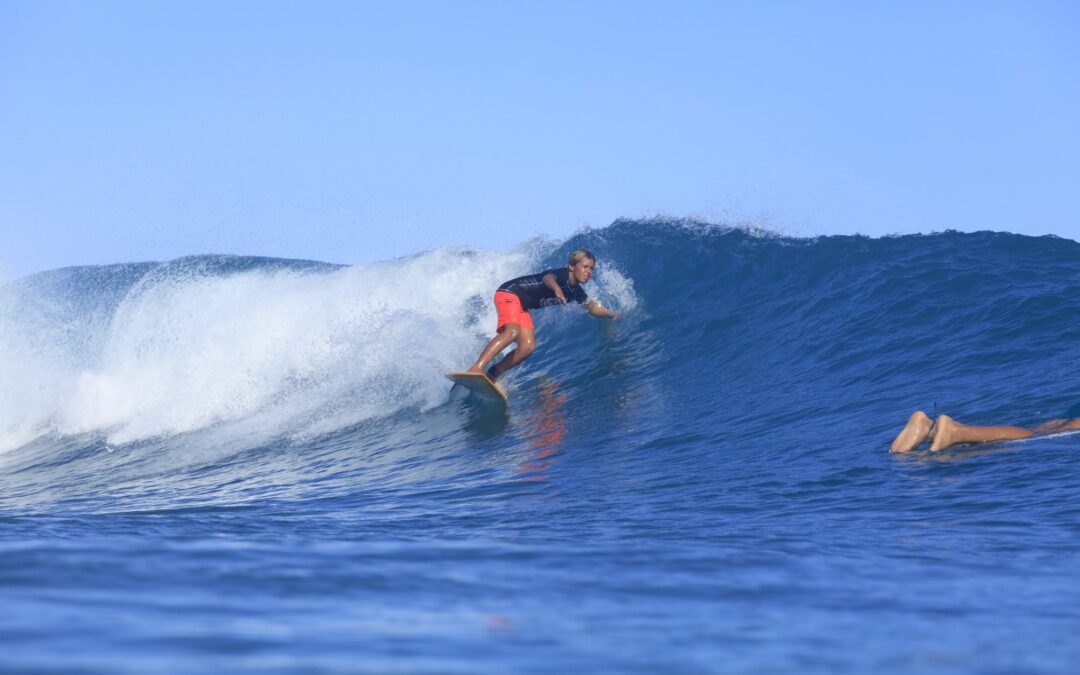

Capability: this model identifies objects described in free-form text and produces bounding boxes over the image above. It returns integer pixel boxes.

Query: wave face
[3,221,1080,672]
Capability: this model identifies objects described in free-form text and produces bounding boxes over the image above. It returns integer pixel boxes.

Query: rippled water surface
[3,222,1080,673]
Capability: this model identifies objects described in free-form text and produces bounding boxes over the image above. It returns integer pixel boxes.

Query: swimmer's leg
[1031,418,1080,435]
[929,415,1033,452]
[890,411,934,453]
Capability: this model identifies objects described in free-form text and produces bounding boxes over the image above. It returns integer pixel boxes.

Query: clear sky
[2,1,1078,278]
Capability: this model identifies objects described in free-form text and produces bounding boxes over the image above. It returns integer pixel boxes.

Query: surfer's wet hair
[568,249,596,266]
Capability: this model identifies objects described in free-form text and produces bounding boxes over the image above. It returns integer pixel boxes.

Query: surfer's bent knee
[518,340,535,358]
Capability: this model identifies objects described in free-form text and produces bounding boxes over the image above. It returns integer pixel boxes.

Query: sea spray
[0,248,536,452]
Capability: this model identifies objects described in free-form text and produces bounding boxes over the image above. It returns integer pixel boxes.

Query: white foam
[0,246,545,454]
[590,263,639,315]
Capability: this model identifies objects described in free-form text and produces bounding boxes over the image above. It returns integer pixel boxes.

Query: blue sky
[2,1,1078,278]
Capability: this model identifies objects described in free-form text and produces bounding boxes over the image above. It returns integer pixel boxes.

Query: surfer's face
[569,259,595,284]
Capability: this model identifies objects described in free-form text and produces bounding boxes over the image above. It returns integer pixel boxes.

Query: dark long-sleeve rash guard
[496,267,588,310]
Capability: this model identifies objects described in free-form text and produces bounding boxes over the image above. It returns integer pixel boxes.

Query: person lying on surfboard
[460,249,620,386]
[890,411,1080,453]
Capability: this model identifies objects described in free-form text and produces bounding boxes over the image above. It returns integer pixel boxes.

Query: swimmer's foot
[890,410,933,453]
[929,414,958,452]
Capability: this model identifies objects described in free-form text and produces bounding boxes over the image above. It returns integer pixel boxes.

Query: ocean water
[2,220,1080,673]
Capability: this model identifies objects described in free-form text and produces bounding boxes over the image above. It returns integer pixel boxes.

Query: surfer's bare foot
[890,411,933,453]
[929,414,958,452]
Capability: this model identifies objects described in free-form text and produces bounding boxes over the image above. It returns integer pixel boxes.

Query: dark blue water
[3,221,1080,673]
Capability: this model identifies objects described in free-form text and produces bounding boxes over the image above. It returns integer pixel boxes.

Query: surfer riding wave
[462,249,621,384]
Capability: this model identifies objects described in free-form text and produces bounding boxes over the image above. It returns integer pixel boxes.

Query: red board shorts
[494,290,534,333]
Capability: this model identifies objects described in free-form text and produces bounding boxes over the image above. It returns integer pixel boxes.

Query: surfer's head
[567,249,596,285]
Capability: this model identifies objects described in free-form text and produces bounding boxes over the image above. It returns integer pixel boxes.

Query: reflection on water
[516,378,567,481]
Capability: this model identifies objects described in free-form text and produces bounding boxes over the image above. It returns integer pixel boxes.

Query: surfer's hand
[556,291,568,304]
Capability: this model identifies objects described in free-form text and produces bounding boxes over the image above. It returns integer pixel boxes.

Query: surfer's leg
[928,415,1033,452]
[467,324,521,375]
[487,327,536,380]
[890,410,933,453]
[468,291,534,376]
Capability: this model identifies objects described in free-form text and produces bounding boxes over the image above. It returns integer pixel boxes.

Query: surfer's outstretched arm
[585,300,620,319]
[890,412,1080,453]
